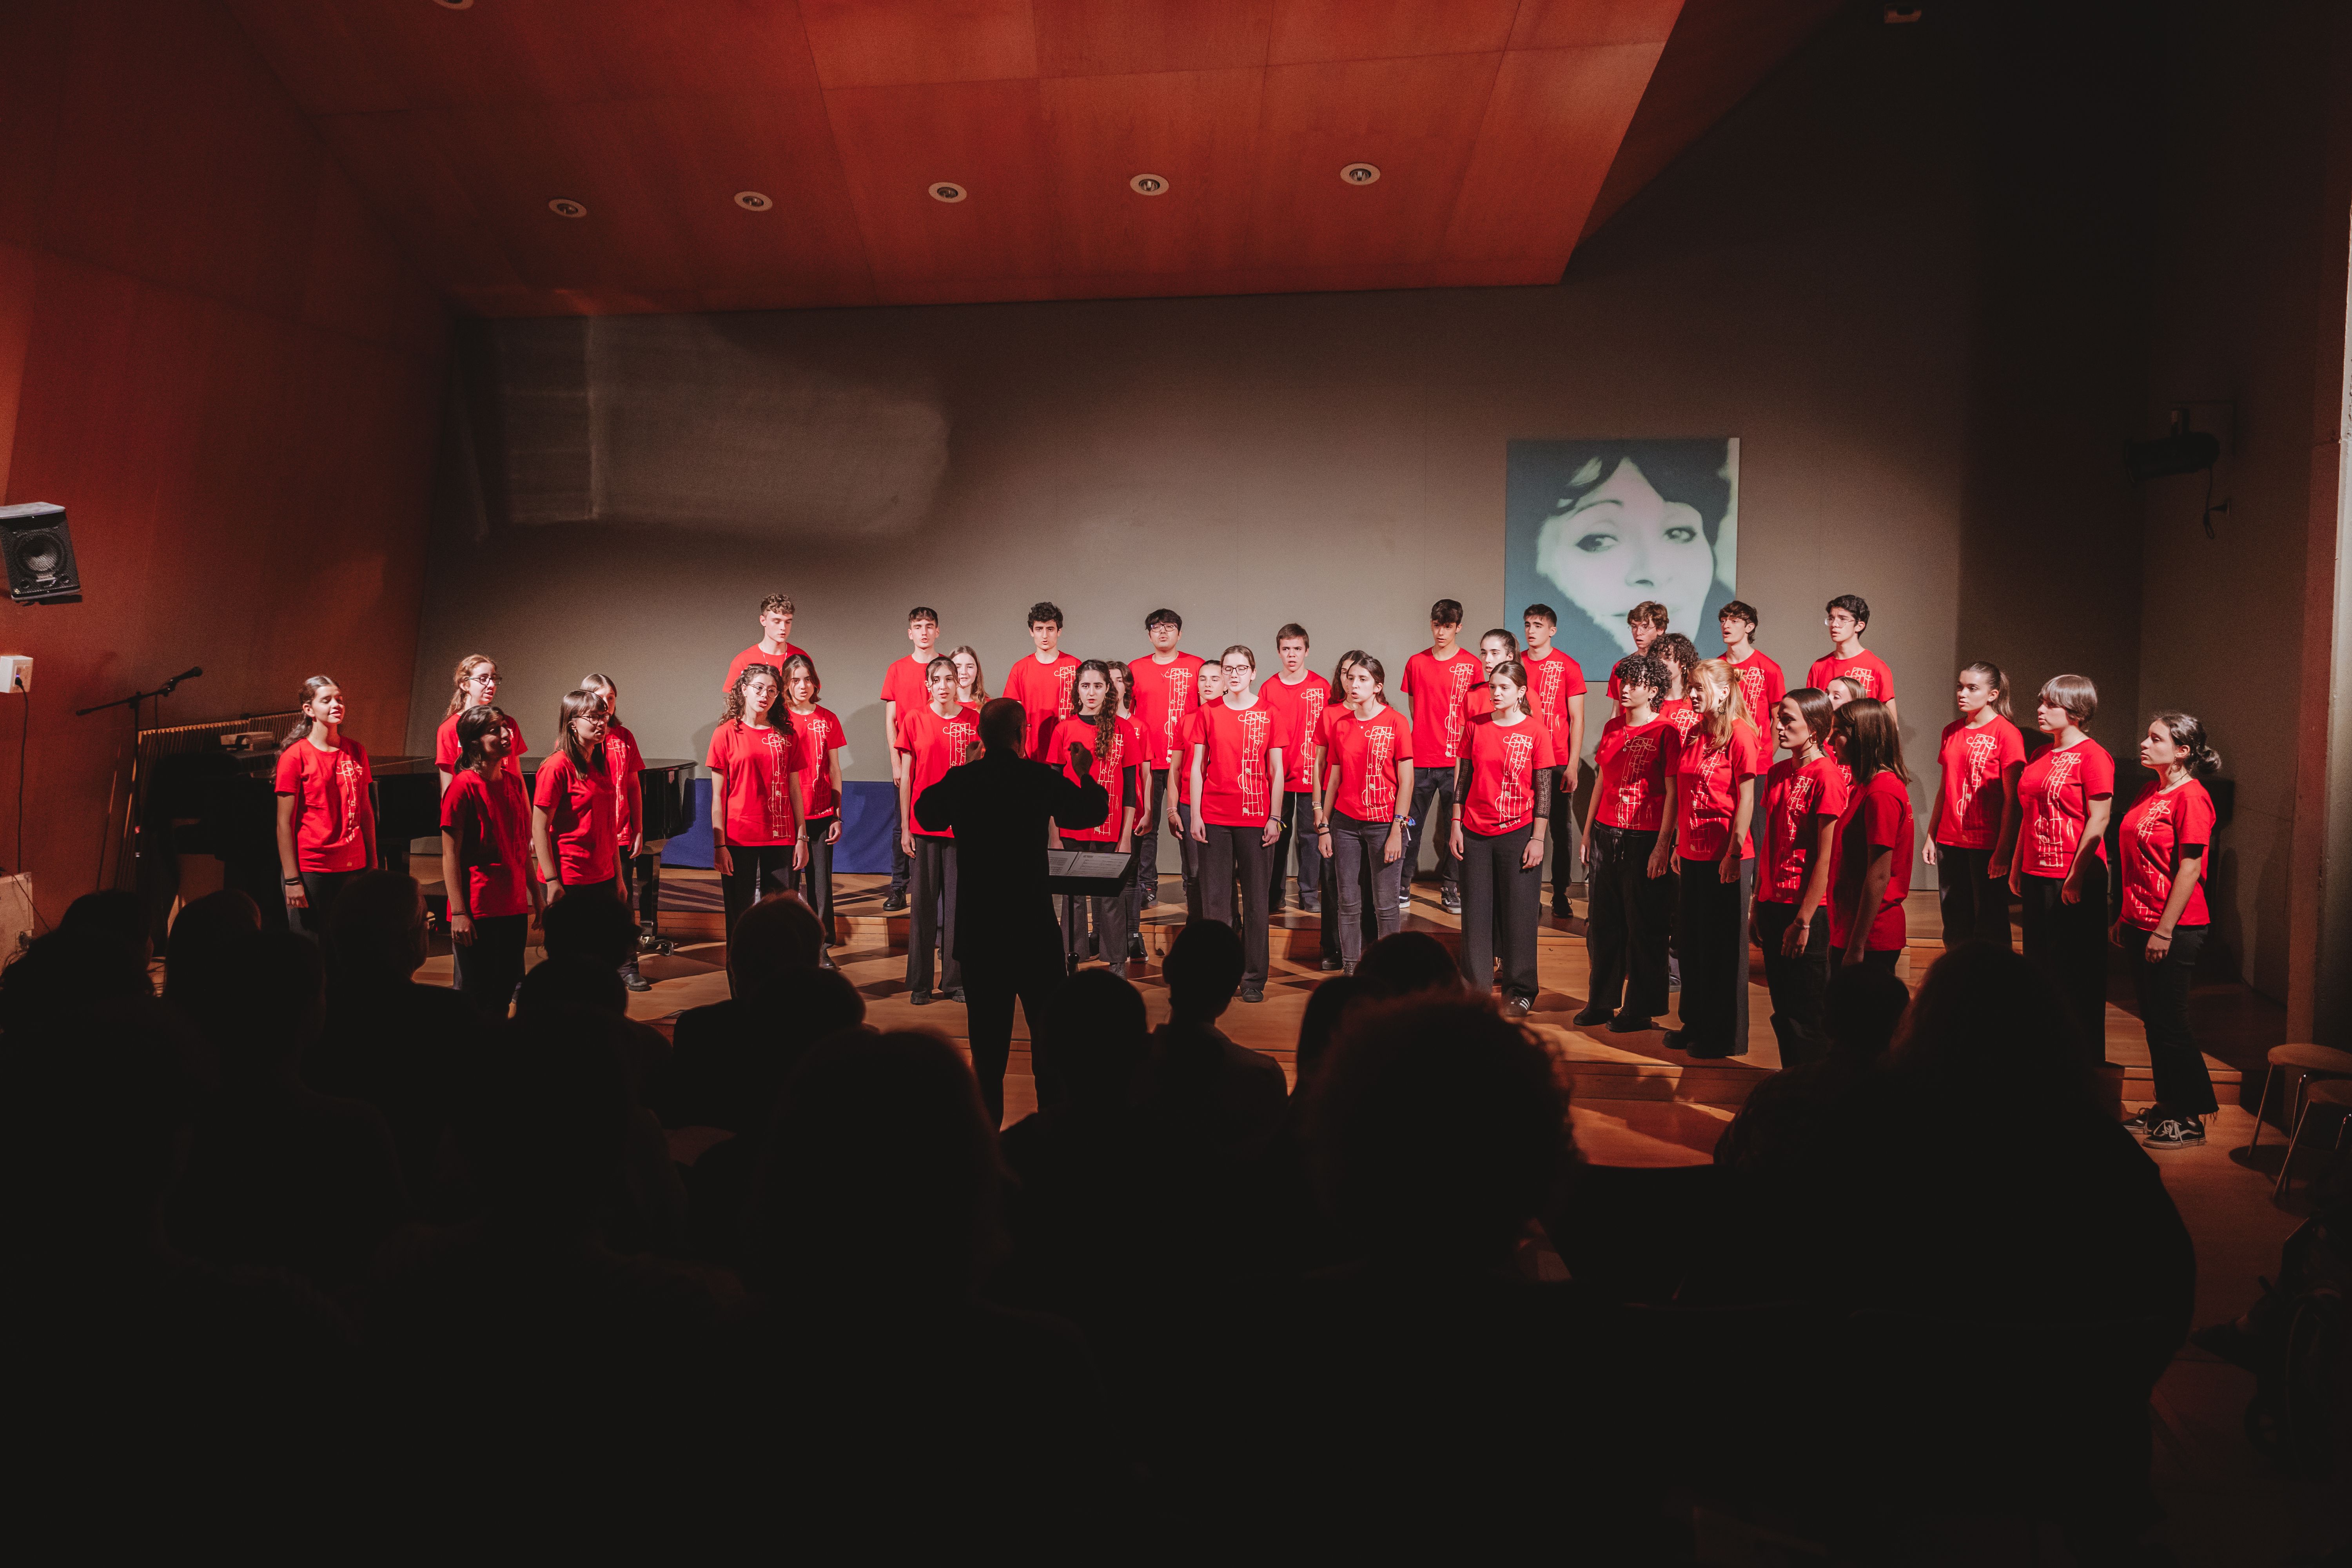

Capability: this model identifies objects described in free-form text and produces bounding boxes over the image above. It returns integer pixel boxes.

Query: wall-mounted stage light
[2127,407,2231,538]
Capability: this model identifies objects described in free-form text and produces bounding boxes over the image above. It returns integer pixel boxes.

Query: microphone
[171,666,203,683]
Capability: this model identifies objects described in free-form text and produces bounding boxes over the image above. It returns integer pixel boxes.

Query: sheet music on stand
[1045,849,1138,895]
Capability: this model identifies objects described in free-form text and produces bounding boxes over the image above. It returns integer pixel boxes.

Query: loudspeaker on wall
[0,502,80,605]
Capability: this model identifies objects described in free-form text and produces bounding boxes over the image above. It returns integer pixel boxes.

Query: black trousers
[907,836,961,995]
[1059,883,1130,973]
[1458,822,1541,1001]
[794,819,836,941]
[1676,854,1755,1054]
[1936,843,2009,949]
[2019,871,2109,1067]
[1753,900,1831,1068]
[1201,822,1273,987]
[1545,771,1580,911]
[1270,789,1325,911]
[1829,947,1900,975]
[1136,770,1170,914]
[1327,813,1402,972]
[1586,824,1672,1020]
[1403,767,1459,896]
[453,911,527,1017]
[720,844,794,939]
[888,796,911,899]
[292,868,361,947]
[962,943,1062,1128]
[622,848,659,933]
[2122,922,2214,1114]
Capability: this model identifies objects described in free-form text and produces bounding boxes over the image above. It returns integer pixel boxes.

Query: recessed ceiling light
[1129,173,1170,196]
[548,198,587,218]
[735,191,773,212]
[435,0,473,9]
[928,182,968,203]
[1340,163,1380,186]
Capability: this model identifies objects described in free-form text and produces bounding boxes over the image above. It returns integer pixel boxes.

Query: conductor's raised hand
[1067,740,1095,777]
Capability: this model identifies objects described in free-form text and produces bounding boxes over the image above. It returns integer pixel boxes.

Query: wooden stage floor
[416,870,2254,1167]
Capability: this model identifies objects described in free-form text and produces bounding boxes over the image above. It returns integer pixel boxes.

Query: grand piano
[152,747,698,938]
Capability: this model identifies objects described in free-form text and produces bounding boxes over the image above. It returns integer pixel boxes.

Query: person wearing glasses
[1806,595,1898,730]
[1187,645,1292,1003]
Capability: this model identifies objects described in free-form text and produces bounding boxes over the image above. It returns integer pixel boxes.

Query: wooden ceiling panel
[1040,69,1262,276]
[1033,0,1276,76]
[1509,0,1687,50]
[1265,0,1521,64]
[824,80,1067,292]
[217,0,1838,315]
[231,0,828,111]
[799,0,1038,89]
[1442,44,1666,263]
[1246,54,1502,269]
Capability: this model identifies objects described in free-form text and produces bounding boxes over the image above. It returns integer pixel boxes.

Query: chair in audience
[2245,1041,2352,1156]
[2274,1076,2352,1202]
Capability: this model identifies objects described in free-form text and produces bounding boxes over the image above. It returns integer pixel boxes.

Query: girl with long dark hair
[708,662,809,943]
[274,675,376,940]
[897,655,975,1004]
[440,703,540,1013]
[1047,660,1141,976]
[581,672,650,989]
[1657,658,1764,1057]
[2114,712,2222,1148]
[1926,661,2025,948]
[435,653,524,795]
[1577,652,1676,1031]
[1751,688,1847,1063]
[1450,659,1553,1013]
[1829,698,1913,974]
[2005,674,2114,1063]
[1107,659,1152,962]
[533,688,622,905]
[1310,650,1367,973]
[780,653,846,946]
[1314,653,1413,976]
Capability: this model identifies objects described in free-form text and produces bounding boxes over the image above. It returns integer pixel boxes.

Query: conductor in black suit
[915,697,1109,1126]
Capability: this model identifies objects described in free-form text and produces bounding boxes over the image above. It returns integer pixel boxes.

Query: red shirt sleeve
[532,754,569,812]
[1735,722,1766,779]
[1864,782,1905,851]
[434,714,460,768]
[2082,741,2116,799]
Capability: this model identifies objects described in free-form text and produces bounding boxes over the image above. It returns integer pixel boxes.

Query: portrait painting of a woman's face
[1506,438,1738,675]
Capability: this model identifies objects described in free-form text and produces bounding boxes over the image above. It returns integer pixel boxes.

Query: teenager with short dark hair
[441,704,540,1012]
[710,663,809,944]
[1315,654,1413,976]
[1131,609,1203,919]
[1578,652,1675,1032]
[1521,604,1586,917]
[276,675,376,942]
[1045,660,1141,977]
[579,674,650,988]
[1656,659,1764,1057]
[435,654,524,795]
[721,591,812,694]
[1188,645,1290,1003]
[1829,698,1913,974]
[896,655,976,1004]
[1004,601,1081,760]
[2007,674,2114,1063]
[781,654,846,947]
[1751,689,1847,1065]
[878,606,942,913]
[1450,660,1554,1014]
[1807,595,1897,727]
[1926,661,2025,949]
[533,689,622,909]
[1717,601,1786,742]
[1603,600,1669,702]
[1400,599,1477,915]
[2114,712,2222,1148]
[1267,623,1330,917]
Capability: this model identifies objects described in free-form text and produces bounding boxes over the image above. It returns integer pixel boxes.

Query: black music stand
[1045,849,1138,896]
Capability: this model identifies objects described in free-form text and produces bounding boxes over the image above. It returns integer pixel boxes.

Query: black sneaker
[1399,891,1413,911]
[1127,933,1147,961]
[882,894,908,913]
[2121,1105,2161,1133]
[1320,955,1343,972]
[2142,1115,2206,1149]
[1571,1004,1612,1027]
[910,989,935,1006]
[1241,985,1265,1004]
[1441,888,1462,915]
[1551,899,1573,919]
[1506,994,1534,1017]
[1301,894,1321,913]
[1607,1012,1654,1034]
[622,972,652,993]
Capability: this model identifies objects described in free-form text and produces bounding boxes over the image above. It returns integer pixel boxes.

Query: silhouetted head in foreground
[980,697,1027,756]
[325,871,427,985]
[461,1006,633,1223]
[1294,974,1363,1093]
[515,954,626,1019]
[1038,969,1147,1112]
[540,890,641,971]
[1163,920,1244,1024]
[1354,931,1464,1001]
[726,893,824,998]
[163,890,260,1011]
[1310,998,1567,1272]
[1891,942,2100,1118]
[748,1030,1003,1309]
[1824,965,1910,1060]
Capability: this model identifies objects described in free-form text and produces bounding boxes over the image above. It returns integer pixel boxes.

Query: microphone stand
[76,666,201,718]
[75,667,202,889]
